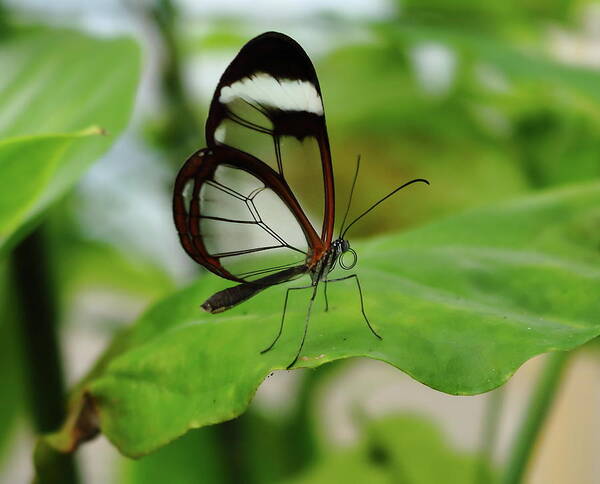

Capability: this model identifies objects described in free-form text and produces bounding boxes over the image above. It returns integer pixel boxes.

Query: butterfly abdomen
[201,264,308,313]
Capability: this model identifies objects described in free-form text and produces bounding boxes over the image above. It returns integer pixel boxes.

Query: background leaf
[287,414,496,484]
[0,131,99,253]
[120,428,224,484]
[0,27,140,255]
[43,181,600,457]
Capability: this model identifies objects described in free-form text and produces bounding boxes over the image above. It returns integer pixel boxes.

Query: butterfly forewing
[206,32,335,250]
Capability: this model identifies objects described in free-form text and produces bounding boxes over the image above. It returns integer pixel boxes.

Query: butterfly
[173,32,428,369]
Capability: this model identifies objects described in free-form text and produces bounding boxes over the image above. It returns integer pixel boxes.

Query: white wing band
[219,72,324,115]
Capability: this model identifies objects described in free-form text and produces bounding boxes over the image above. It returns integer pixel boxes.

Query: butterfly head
[333,238,357,271]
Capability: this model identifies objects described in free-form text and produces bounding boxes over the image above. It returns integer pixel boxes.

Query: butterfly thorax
[309,238,355,284]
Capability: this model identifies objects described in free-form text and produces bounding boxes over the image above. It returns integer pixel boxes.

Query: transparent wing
[173,146,320,282]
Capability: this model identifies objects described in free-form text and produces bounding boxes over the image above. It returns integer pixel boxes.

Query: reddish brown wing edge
[204,31,336,252]
[173,145,324,283]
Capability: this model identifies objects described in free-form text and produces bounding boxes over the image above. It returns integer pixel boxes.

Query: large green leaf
[41,182,600,458]
[0,27,140,255]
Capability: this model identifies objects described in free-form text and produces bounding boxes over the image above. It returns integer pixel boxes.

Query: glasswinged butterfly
[173,32,429,369]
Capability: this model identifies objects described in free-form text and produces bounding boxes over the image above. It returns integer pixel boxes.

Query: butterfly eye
[339,247,357,270]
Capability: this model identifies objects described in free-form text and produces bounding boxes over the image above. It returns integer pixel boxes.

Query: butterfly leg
[287,282,319,369]
[261,283,313,355]
[323,279,329,312]
[325,274,382,340]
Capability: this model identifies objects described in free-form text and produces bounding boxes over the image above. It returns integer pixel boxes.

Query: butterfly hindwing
[173,146,322,282]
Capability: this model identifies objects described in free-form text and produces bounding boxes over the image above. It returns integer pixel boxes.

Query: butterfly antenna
[341,178,430,239]
[338,154,361,238]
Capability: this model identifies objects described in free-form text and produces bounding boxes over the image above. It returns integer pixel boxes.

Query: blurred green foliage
[0,23,141,479]
[289,414,496,484]
[121,427,224,484]
[2,0,600,482]
[121,413,496,484]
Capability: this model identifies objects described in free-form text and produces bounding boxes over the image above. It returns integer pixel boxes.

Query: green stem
[215,418,245,484]
[476,386,504,484]
[145,0,202,157]
[282,367,325,472]
[11,228,79,484]
[501,351,569,484]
